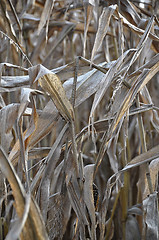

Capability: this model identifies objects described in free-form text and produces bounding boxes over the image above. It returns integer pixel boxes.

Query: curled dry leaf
[38,72,74,121]
[35,65,74,122]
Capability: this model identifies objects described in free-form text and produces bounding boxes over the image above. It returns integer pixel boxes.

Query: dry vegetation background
[0,0,159,239]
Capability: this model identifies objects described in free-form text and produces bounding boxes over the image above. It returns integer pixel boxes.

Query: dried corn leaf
[39,123,68,222]
[9,63,108,164]
[18,88,39,148]
[138,61,159,92]
[140,86,159,133]
[126,215,141,240]
[114,8,159,42]
[37,0,55,35]
[107,23,159,139]
[28,147,51,160]
[121,145,159,172]
[43,23,75,67]
[143,158,159,199]
[1,75,29,88]
[67,178,89,226]
[84,164,96,240]
[8,88,39,164]
[110,53,159,118]
[0,0,17,43]
[5,193,30,240]
[109,69,149,137]
[1,1,159,239]
[47,185,72,239]
[91,4,117,62]
[71,62,108,107]
[83,3,93,57]
[9,102,58,165]
[0,103,19,152]
[40,147,61,223]
[90,49,135,118]
[47,193,66,240]
[108,37,159,140]
[143,193,158,240]
[35,65,74,122]
[123,15,154,74]
[7,0,22,32]
[0,146,49,240]
[120,0,141,25]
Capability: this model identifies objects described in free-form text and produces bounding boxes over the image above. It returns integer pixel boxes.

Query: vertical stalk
[136,94,153,195]
[105,189,121,240]
[111,19,119,59]
[70,57,80,178]
[136,94,153,238]
[120,115,129,240]
[70,120,79,178]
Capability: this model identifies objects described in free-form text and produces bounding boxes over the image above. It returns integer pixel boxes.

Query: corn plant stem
[111,19,119,59]
[126,129,132,206]
[120,119,128,167]
[17,118,29,191]
[78,151,84,190]
[70,57,80,179]
[70,121,79,178]
[93,131,108,179]
[119,122,129,240]
[61,137,69,194]
[136,94,153,194]
[72,57,79,108]
[118,17,123,58]
[105,189,121,240]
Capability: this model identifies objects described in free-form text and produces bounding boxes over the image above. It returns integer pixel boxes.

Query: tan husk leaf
[38,71,74,122]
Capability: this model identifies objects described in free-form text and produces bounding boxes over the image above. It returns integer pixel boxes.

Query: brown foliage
[0,0,159,239]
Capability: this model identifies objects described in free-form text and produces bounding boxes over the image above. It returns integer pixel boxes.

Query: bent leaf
[38,70,74,122]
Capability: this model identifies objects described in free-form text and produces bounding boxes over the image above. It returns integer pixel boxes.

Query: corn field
[0,0,159,239]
